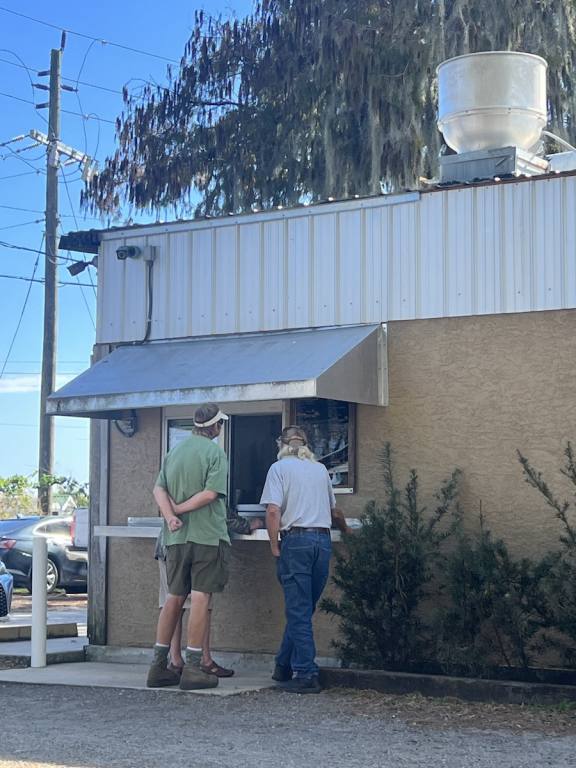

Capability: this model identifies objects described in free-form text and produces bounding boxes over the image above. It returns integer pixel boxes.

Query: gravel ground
[1,683,575,768]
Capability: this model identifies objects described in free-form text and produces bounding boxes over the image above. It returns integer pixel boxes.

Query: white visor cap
[193,410,229,428]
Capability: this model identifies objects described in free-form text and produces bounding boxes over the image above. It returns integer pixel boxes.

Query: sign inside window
[167,421,195,451]
[292,399,354,490]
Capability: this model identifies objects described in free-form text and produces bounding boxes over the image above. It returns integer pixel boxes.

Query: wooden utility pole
[38,48,61,516]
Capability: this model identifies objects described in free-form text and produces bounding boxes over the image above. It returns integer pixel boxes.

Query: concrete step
[0,621,78,642]
[0,635,87,668]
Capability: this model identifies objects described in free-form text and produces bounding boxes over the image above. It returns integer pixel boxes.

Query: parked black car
[0,516,87,593]
[0,516,40,536]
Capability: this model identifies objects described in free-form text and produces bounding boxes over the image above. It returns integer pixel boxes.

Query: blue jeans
[275,530,332,678]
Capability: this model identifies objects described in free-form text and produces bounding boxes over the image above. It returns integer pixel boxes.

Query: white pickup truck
[70,507,89,552]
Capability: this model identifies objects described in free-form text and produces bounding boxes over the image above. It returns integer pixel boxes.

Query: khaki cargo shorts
[158,559,191,608]
[165,540,230,596]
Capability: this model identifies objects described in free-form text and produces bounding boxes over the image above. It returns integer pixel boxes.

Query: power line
[0,6,180,64]
[85,113,101,159]
[0,170,41,180]
[0,90,116,124]
[0,239,87,262]
[0,272,93,287]
[0,141,46,173]
[0,218,43,231]
[0,89,37,106]
[75,39,98,155]
[0,203,45,213]
[0,56,122,95]
[0,137,46,163]
[63,107,116,125]
[0,54,170,99]
[0,47,48,126]
[0,234,43,380]
[0,202,101,220]
[0,143,44,160]
[0,239,48,254]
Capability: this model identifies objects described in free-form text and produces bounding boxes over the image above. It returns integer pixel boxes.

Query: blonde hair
[277,426,317,462]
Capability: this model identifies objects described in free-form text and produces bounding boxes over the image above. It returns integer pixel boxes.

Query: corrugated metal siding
[97,177,576,344]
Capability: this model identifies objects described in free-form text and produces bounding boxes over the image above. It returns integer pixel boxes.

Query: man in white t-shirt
[261,425,348,694]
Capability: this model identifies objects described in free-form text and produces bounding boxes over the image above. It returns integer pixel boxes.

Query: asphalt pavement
[1,682,575,768]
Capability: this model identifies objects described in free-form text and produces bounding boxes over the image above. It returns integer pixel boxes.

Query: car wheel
[27,558,60,594]
[46,558,59,593]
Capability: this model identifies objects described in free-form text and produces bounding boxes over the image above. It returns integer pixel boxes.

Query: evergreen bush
[322,442,576,676]
[321,443,460,668]
[436,517,550,675]
[518,443,576,666]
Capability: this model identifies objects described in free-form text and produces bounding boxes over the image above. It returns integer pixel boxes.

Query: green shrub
[321,443,461,668]
[518,443,576,666]
[437,517,550,675]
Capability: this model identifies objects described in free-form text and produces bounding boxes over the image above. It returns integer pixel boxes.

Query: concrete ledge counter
[94,526,358,542]
[94,516,361,542]
[94,526,159,539]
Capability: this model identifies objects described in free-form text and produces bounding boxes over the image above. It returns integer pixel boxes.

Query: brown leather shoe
[146,661,180,688]
[200,661,235,678]
[180,664,219,690]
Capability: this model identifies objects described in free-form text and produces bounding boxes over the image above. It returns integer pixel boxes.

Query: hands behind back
[167,515,183,533]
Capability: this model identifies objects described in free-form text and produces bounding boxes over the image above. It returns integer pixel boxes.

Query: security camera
[116,245,141,260]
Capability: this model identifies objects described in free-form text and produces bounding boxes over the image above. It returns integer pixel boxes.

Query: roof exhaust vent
[436,52,550,183]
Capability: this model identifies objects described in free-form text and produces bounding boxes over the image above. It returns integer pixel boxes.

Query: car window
[36,520,71,537]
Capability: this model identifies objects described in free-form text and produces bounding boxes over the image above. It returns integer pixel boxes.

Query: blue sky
[0,0,252,486]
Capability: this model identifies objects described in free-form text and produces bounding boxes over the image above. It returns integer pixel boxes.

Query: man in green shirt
[147,402,231,691]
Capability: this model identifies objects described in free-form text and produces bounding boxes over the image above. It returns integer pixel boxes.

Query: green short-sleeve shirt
[156,434,230,547]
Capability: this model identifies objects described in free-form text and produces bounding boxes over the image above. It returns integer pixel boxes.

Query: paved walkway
[0,660,274,696]
[1,591,273,694]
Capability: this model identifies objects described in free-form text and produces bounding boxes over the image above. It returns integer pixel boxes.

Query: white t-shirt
[260,456,336,530]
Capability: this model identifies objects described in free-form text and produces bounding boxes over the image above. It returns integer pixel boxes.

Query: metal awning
[47,324,387,418]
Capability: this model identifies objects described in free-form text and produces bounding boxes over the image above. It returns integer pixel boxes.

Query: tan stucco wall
[351,309,576,559]
[106,408,162,647]
[104,309,576,652]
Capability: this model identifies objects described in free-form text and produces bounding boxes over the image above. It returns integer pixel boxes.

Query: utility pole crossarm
[29,129,92,166]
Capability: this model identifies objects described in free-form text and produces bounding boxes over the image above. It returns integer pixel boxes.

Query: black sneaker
[279,675,322,694]
[271,663,293,682]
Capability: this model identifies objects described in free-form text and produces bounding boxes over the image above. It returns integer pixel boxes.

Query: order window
[166,413,281,507]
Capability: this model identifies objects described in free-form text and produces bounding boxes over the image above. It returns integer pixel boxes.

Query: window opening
[229,414,281,507]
